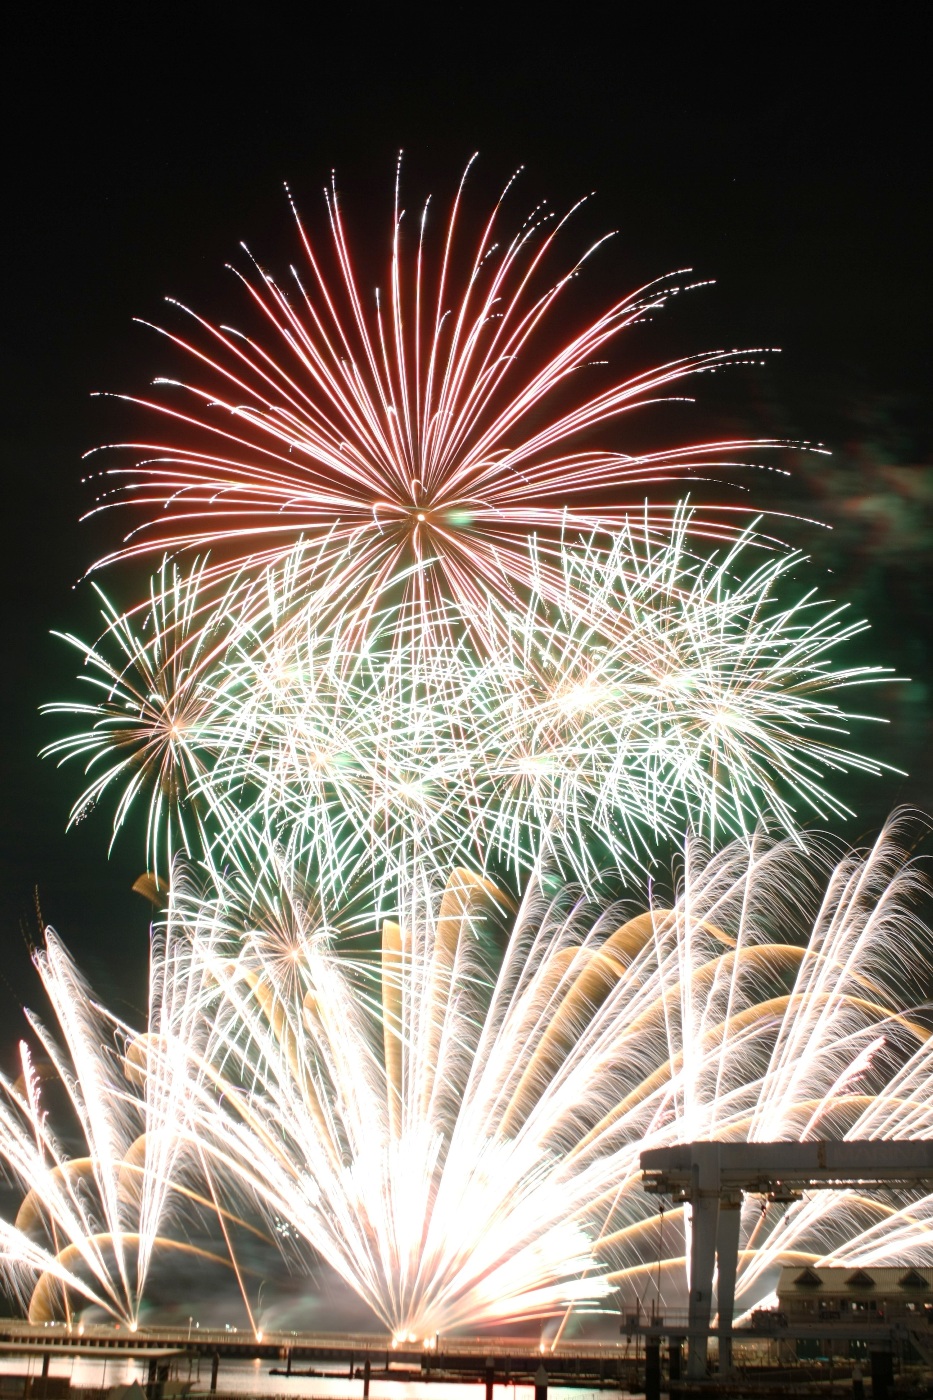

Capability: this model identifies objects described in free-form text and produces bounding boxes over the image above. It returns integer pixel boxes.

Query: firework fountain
[168,818,933,1340]
[0,926,230,1325]
[3,164,928,1336]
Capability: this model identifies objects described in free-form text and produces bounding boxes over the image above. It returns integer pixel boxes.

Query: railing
[0,1320,634,1360]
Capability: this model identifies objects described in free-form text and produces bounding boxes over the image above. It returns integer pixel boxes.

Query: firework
[47,162,880,902]
[41,559,247,876]
[24,157,919,1346]
[174,815,933,1339]
[0,925,230,1325]
[85,161,802,645]
[44,514,888,900]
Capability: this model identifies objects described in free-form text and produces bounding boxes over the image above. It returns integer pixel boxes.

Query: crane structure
[639,1139,933,1379]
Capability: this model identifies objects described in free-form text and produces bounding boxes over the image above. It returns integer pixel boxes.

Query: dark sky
[1,10,931,1028]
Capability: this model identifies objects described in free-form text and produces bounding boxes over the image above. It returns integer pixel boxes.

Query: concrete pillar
[686,1188,720,1378]
[484,1357,494,1400]
[363,1356,371,1399]
[715,1192,743,1374]
[41,1357,50,1379]
[210,1353,219,1394]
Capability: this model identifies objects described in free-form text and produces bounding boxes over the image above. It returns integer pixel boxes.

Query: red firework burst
[85,158,800,625]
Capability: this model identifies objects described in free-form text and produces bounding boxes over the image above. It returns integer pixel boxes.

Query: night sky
[1,11,931,1036]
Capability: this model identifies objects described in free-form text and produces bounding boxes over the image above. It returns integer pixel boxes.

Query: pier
[0,1321,634,1392]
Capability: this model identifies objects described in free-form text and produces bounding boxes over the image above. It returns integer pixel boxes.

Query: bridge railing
[0,1319,635,1359]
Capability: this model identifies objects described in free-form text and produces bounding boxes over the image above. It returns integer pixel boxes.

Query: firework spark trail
[23,160,923,1339]
[43,514,890,900]
[41,560,248,876]
[44,164,887,908]
[82,162,809,648]
[0,926,228,1325]
[158,815,933,1338]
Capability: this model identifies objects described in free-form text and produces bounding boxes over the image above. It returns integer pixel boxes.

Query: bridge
[0,1320,635,1392]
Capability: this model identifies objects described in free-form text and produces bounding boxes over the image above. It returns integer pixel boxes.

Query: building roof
[778,1266,933,1297]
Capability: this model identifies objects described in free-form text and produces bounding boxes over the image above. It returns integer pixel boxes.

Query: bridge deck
[0,1322,632,1377]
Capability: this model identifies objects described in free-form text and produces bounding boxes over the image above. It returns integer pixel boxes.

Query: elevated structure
[640,1139,933,1379]
[0,1321,632,1390]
